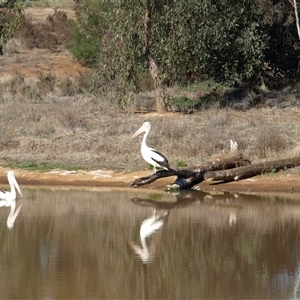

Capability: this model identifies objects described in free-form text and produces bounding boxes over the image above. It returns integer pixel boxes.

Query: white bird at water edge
[131,121,170,174]
[0,171,23,205]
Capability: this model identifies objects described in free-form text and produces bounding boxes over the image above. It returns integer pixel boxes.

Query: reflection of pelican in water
[131,208,169,264]
[229,211,237,225]
[0,171,23,204]
[6,199,23,229]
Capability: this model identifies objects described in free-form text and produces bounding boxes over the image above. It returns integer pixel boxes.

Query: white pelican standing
[0,171,23,205]
[131,121,170,173]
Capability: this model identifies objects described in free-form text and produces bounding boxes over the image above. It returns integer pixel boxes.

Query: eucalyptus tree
[258,0,300,88]
[0,0,24,55]
[150,0,267,85]
[73,0,268,110]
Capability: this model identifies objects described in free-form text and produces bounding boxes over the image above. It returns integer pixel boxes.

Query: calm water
[1,187,300,299]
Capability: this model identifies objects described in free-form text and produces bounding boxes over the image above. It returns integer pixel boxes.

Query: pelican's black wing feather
[152,150,170,169]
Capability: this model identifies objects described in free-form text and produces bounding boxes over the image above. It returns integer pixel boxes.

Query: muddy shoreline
[1,167,300,195]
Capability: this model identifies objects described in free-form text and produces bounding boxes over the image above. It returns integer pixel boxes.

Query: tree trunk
[148,56,167,113]
[143,5,167,113]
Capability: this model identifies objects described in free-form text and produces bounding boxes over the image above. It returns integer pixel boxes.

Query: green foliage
[69,1,112,67]
[0,0,24,44]
[69,0,300,99]
[259,0,300,88]
[151,0,267,85]
[170,92,225,111]
[262,167,277,175]
[182,81,228,93]
[67,22,99,67]
[171,96,198,109]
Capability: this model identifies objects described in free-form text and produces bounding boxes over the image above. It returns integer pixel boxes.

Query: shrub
[17,9,72,49]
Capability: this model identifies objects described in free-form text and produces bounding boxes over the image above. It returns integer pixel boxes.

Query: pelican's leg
[152,166,157,174]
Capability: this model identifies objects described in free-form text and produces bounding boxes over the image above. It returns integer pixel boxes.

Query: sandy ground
[1,167,300,194]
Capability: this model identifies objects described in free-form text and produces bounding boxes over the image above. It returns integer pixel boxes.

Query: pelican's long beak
[131,126,145,139]
[13,177,23,197]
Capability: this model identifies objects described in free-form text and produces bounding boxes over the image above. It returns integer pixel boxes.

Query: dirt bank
[1,167,300,194]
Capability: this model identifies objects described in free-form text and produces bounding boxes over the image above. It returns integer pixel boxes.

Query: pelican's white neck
[8,177,16,202]
[140,235,150,262]
[141,124,151,150]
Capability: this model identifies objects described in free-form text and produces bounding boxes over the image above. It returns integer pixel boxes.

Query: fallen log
[131,137,300,189]
[131,135,300,189]
[131,148,250,188]
[204,156,300,182]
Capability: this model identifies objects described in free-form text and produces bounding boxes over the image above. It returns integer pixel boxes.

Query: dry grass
[0,71,300,172]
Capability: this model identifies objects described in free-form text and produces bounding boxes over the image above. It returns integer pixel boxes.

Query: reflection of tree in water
[131,191,300,299]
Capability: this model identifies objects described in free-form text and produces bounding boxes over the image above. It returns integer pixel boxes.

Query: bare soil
[1,167,299,194]
[1,8,87,83]
[1,7,300,194]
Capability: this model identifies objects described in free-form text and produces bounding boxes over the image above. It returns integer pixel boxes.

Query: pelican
[0,171,23,205]
[131,121,170,173]
[131,208,169,264]
[6,200,23,229]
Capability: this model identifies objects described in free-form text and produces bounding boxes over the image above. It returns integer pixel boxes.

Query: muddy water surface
[0,188,300,299]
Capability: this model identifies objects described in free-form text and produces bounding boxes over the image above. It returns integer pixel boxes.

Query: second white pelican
[0,171,23,204]
[131,121,170,173]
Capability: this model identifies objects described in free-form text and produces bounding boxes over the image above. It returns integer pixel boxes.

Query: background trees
[71,0,300,107]
[0,0,24,55]
[260,0,300,88]
[3,0,300,107]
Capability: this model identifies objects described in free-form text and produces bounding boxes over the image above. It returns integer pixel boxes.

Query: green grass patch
[171,92,225,110]
[148,194,164,201]
[181,80,229,93]
[262,167,277,175]
[199,92,226,108]
[175,159,187,167]
[171,96,199,109]
[2,160,86,172]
